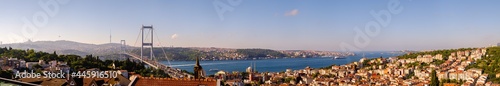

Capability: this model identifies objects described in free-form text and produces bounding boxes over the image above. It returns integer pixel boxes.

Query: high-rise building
[194,57,205,79]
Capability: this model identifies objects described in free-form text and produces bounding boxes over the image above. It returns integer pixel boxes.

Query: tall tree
[430,69,439,86]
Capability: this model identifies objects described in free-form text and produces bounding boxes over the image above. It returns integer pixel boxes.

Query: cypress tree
[430,69,439,86]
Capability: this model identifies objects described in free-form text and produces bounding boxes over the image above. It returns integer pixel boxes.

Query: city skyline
[1,0,500,51]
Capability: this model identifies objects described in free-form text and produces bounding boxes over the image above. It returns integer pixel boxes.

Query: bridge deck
[124,53,193,78]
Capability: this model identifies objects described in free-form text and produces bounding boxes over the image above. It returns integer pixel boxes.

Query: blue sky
[1,0,500,51]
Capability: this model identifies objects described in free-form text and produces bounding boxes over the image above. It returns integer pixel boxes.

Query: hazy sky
[1,0,500,51]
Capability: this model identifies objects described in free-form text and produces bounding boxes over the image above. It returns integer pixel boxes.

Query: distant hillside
[0,40,132,58]
[129,47,351,61]
[129,48,286,61]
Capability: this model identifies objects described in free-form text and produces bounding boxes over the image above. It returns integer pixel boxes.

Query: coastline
[162,51,403,75]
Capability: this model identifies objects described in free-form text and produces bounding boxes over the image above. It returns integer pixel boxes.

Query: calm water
[160,51,403,75]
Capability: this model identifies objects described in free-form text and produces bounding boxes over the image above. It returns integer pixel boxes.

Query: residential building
[130,77,220,86]
[25,62,38,69]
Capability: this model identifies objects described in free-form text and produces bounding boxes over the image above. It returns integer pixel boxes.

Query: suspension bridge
[119,25,193,78]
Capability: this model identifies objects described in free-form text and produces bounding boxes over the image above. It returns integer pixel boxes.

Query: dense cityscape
[2,44,500,86]
[3,0,500,86]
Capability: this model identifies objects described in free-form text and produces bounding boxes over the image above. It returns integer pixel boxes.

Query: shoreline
[162,52,403,75]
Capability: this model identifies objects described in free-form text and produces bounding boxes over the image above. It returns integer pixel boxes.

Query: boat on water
[209,69,219,71]
[332,56,346,59]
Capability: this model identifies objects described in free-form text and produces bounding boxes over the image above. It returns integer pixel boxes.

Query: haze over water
[162,51,403,75]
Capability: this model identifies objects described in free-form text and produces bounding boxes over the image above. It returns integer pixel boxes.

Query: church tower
[193,57,205,79]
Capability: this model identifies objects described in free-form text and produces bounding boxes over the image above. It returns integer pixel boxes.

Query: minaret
[194,56,204,79]
[109,29,112,43]
[248,62,255,81]
[254,62,256,72]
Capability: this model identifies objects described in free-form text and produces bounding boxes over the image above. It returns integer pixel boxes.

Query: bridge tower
[119,40,128,69]
[120,40,126,55]
[141,25,154,61]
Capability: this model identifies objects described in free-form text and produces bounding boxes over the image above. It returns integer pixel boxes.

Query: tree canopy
[0,47,170,79]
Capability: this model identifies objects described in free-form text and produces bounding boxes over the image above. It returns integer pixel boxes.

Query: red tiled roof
[443,83,459,86]
[132,77,218,86]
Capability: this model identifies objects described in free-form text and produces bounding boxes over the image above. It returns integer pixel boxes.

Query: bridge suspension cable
[133,28,142,52]
[153,30,172,67]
